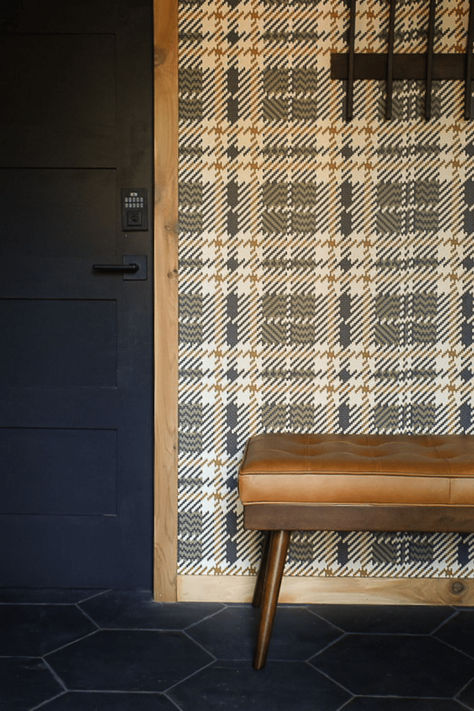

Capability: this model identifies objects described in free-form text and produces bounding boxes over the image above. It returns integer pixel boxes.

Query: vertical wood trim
[153,0,178,601]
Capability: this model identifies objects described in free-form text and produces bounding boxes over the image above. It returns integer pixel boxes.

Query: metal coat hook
[466,0,474,119]
[386,0,396,119]
[425,0,436,120]
[346,0,356,121]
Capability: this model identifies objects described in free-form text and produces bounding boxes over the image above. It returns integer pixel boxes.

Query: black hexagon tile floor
[0,604,96,656]
[310,604,454,634]
[435,609,474,658]
[29,692,179,710]
[311,634,473,697]
[46,629,213,691]
[169,660,349,711]
[186,605,342,660]
[342,699,467,710]
[2,592,474,711]
[79,589,223,629]
[0,658,62,710]
[459,678,474,708]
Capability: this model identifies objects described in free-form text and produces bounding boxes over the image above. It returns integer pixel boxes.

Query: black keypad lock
[121,188,148,231]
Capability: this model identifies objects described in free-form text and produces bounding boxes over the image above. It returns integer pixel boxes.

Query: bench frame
[246,504,474,669]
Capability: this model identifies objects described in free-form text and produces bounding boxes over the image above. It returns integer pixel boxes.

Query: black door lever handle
[92,263,139,273]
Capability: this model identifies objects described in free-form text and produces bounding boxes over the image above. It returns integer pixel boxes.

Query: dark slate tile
[0,605,96,656]
[47,630,212,692]
[309,604,453,634]
[312,635,473,697]
[458,677,474,708]
[187,605,341,660]
[80,589,223,629]
[0,589,104,603]
[0,657,62,711]
[344,699,465,710]
[435,611,474,658]
[169,660,349,711]
[40,691,178,710]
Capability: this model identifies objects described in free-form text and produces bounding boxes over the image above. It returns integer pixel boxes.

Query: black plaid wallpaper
[178,0,474,577]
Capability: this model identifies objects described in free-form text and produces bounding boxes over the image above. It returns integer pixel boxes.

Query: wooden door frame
[153,0,179,601]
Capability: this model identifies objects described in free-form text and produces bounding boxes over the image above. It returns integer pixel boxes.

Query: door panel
[0,0,153,587]
[0,170,117,257]
[1,0,118,34]
[0,299,118,387]
[0,428,117,515]
[0,35,116,167]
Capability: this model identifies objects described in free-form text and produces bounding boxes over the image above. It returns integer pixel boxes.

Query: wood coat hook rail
[333,0,474,120]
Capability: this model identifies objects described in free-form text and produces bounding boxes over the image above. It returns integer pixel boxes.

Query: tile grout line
[64,689,180,695]
[304,607,347,633]
[43,629,100,658]
[304,631,347,660]
[183,605,227,630]
[454,674,474,707]
[164,657,217,696]
[163,690,186,711]
[307,631,348,660]
[76,589,112,605]
[28,690,68,711]
[429,607,460,635]
[305,658,354,697]
[40,657,68,691]
[431,634,474,662]
[74,602,101,630]
[181,628,218,661]
[0,590,111,607]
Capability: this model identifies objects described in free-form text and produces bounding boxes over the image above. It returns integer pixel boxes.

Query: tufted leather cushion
[239,433,474,506]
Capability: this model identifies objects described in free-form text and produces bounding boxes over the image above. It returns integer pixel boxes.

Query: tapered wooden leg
[253,530,290,670]
[252,532,271,608]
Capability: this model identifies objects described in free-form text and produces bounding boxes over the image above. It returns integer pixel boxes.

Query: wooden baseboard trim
[177,574,474,606]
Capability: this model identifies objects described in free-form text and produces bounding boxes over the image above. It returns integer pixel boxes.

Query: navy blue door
[0,0,154,587]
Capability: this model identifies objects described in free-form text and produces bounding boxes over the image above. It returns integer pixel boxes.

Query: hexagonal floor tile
[47,630,212,691]
[311,635,473,697]
[435,611,474,658]
[310,604,454,634]
[0,605,96,656]
[39,691,178,710]
[343,697,465,710]
[0,658,62,710]
[187,605,341,660]
[169,660,349,711]
[80,589,223,629]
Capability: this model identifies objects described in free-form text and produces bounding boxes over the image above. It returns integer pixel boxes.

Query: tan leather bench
[238,432,474,669]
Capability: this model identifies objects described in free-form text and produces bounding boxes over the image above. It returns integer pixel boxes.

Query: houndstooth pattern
[178,0,474,577]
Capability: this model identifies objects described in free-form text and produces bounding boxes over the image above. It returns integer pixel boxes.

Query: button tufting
[239,433,474,506]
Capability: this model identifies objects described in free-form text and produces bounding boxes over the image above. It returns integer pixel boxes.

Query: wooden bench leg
[252,532,271,608]
[253,530,290,670]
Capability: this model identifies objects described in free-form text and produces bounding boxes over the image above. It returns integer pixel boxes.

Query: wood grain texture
[331,53,473,80]
[178,575,474,606]
[244,504,474,532]
[153,0,178,601]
